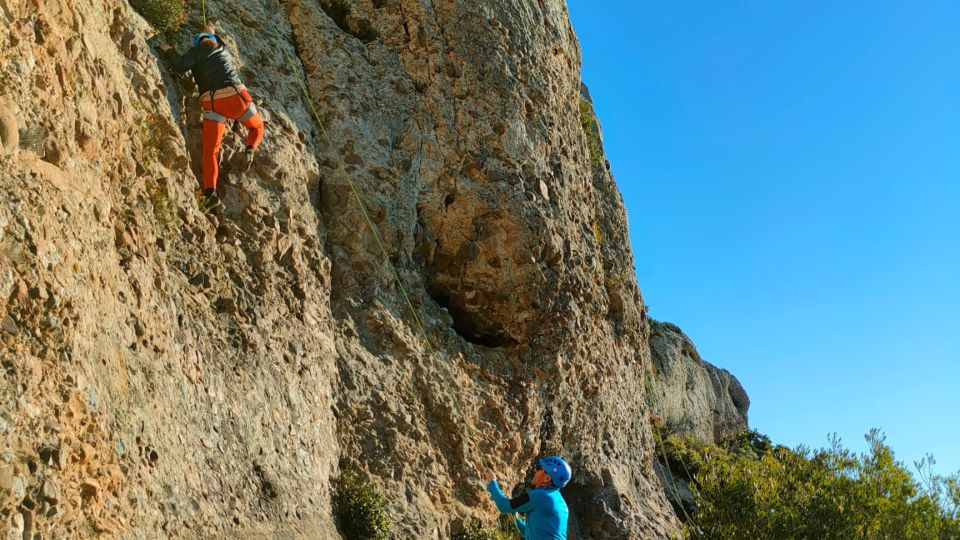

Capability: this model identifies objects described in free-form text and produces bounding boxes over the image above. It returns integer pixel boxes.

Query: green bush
[137,112,163,165]
[717,428,773,459]
[452,519,516,540]
[579,97,604,166]
[685,429,960,540]
[335,467,391,540]
[130,0,186,32]
[653,418,706,481]
[145,179,172,225]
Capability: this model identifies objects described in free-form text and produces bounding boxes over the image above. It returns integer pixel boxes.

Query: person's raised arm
[159,44,199,72]
[485,471,536,514]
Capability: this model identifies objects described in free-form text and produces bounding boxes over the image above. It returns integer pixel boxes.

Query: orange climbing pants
[200,86,264,190]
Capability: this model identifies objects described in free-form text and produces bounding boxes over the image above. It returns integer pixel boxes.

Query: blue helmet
[193,32,216,47]
[539,456,572,488]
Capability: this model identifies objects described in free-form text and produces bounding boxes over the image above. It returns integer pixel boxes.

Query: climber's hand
[159,44,172,52]
[485,470,496,484]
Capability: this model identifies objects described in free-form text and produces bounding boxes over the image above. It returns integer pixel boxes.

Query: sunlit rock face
[648,320,750,444]
[0,0,736,537]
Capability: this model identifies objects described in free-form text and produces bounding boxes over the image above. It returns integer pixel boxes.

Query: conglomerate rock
[0,0,743,537]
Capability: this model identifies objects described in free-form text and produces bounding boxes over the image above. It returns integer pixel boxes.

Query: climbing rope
[651,410,700,529]
[646,364,701,530]
[266,21,484,475]
[269,25,437,367]
[200,0,207,27]
[259,11,696,532]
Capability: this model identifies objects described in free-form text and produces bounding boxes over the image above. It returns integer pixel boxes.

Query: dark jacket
[162,35,242,95]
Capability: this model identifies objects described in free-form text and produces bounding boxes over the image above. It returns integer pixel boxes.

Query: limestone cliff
[0,0,744,538]
[645,320,749,517]
[647,320,749,444]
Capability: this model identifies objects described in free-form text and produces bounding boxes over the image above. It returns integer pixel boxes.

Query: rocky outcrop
[645,320,749,520]
[647,320,749,444]
[0,0,741,538]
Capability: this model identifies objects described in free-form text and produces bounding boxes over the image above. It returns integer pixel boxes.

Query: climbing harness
[199,86,257,124]
[238,102,258,121]
[201,110,228,123]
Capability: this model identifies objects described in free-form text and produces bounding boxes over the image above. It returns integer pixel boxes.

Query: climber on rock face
[159,28,264,212]
[485,456,571,540]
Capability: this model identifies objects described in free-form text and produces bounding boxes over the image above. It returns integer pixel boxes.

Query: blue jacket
[487,480,568,540]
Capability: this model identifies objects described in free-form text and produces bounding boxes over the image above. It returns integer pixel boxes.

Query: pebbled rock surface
[0,0,746,538]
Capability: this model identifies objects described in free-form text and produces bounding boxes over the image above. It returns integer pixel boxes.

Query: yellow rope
[651,414,700,530]
[647,364,701,531]
[266,22,699,533]
[270,27,437,365]
[200,0,207,27]
[267,24,481,467]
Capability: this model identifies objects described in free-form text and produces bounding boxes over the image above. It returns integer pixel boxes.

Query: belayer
[485,456,571,539]
[159,29,265,212]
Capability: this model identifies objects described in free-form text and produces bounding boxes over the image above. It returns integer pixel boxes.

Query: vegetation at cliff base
[656,427,960,539]
[334,467,392,540]
[452,518,516,540]
[130,0,185,31]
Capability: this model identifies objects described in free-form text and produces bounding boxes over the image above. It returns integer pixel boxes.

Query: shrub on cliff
[452,519,516,540]
[334,467,391,540]
[682,429,960,539]
[130,0,185,31]
[579,97,603,166]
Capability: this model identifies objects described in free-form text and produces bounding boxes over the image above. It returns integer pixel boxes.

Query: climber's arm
[161,45,199,72]
[487,481,536,514]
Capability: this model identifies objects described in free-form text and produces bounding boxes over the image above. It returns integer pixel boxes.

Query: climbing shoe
[201,188,222,215]
[243,147,255,172]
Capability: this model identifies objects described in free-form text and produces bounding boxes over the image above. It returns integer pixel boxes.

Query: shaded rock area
[0,0,745,538]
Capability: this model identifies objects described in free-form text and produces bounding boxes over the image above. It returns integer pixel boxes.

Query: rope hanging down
[267,23,484,455]
[270,26,437,364]
[185,2,694,530]
[267,17,698,529]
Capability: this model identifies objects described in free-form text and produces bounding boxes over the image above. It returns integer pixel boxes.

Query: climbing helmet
[193,32,216,47]
[538,456,572,488]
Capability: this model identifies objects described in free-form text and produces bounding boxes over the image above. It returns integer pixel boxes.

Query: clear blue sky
[568,1,960,475]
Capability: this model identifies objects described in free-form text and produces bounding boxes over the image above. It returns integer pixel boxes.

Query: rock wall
[647,320,749,444]
[645,320,749,517]
[0,0,739,538]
